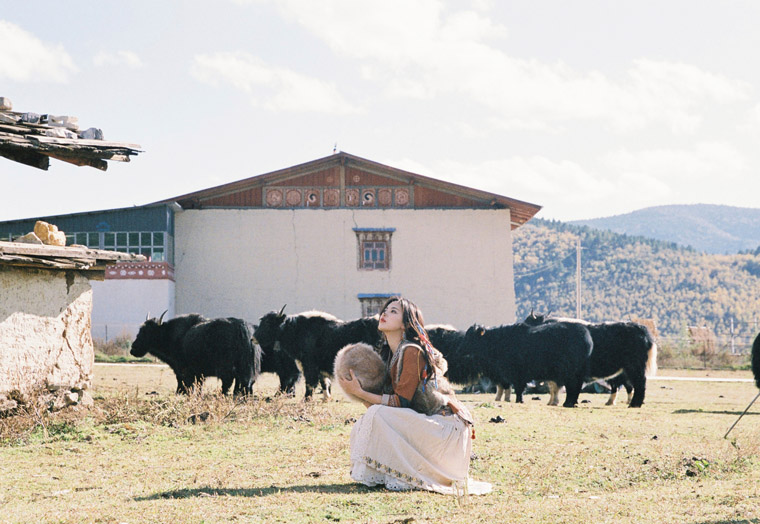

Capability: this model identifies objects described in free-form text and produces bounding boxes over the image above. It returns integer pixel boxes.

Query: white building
[162,152,540,329]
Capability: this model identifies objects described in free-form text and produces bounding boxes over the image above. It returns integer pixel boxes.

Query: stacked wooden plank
[0,240,144,276]
[0,96,141,171]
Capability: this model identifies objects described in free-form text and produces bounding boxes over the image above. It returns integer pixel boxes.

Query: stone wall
[0,267,94,398]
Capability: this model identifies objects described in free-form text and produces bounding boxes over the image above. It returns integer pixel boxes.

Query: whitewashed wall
[174,208,516,330]
[90,279,175,340]
[0,268,94,394]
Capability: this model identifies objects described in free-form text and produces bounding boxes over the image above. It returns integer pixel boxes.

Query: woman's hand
[338,369,364,397]
[338,369,383,407]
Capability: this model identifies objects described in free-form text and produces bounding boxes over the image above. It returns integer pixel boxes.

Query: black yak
[460,321,593,407]
[254,308,383,400]
[249,323,301,396]
[524,313,658,407]
[427,324,508,398]
[131,313,261,395]
[752,332,760,389]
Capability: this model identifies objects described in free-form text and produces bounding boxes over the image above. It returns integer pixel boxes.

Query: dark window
[362,241,388,269]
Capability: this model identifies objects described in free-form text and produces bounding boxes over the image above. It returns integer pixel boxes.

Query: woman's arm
[338,369,383,406]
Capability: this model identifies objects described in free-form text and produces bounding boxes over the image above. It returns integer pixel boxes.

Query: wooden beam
[0,146,49,170]
[44,151,108,170]
[27,134,142,150]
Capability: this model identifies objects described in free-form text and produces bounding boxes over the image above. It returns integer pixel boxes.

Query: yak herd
[130,305,675,408]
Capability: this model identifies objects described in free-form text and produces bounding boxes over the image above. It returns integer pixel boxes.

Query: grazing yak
[426,324,508,397]
[254,307,383,400]
[460,321,593,407]
[752,332,760,389]
[131,313,261,395]
[249,323,301,396]
[524,312,658,407]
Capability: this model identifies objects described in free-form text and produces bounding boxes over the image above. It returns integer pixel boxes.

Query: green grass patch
[94,352,155,363]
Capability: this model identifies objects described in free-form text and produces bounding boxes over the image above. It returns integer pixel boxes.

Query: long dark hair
[378,296,437,383]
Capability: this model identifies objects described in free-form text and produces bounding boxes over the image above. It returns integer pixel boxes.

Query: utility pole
[576,237,581,320]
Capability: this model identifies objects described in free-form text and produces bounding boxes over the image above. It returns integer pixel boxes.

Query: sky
[2,0,760,223]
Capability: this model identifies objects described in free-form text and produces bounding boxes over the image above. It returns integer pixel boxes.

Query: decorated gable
[163,152,540,228]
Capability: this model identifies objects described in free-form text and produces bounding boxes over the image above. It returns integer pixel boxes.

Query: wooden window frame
[353,228,395,271]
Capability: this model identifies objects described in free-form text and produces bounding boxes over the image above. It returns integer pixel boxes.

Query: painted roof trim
[154,152,541,227]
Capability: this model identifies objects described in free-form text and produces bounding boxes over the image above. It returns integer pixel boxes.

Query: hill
[569,204,760,254]
[512,218,760,342]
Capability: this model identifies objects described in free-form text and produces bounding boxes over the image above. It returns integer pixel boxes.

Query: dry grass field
[1,365,759,524]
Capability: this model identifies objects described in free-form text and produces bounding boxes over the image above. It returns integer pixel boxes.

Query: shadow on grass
[135,483,379,500]
[672,409,760,416]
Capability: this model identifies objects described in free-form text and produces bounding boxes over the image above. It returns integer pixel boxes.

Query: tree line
[512,219,760,340]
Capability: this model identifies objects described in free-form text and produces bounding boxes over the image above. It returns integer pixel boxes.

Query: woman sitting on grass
[338,297,491,496]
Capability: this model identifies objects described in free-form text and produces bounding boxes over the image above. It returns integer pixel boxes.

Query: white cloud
[191,52,360,114]
[739,102,760,137]
[253,1,750,134]
[0,20,77,83]
[390,144,750,221]
[601,142,747,183]
[93,50,144,69]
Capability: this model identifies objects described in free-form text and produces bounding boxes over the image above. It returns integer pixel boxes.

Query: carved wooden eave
[156,152,541,229]
[0,241,145,279]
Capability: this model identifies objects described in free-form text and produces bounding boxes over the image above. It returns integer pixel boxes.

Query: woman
[338,297,491,496]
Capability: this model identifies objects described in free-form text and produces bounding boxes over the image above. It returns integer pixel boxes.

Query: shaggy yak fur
[427,324,511,399]
[461,321,593,407]
[525,313,658,407]
[333,342,387,403]
[752,332,760,389]
[249,323,301,396]
[131,313,261,395]
[254,309,383,400]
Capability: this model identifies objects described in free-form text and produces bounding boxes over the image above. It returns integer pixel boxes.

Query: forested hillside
[512,219,760,342]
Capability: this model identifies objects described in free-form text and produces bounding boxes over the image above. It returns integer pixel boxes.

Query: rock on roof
[0,96,141,171]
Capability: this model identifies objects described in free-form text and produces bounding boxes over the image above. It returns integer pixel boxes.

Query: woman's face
[378,300,404,334]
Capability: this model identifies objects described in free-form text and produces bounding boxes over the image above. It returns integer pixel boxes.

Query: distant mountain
[569,204,760,254]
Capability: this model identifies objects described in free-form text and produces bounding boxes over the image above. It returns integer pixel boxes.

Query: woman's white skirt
[349,405,492,495]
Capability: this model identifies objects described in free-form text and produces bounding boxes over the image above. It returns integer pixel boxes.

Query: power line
[514,251,575,279]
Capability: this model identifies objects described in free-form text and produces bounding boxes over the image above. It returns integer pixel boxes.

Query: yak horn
[145,312,151,322]
[158,310,168,325]
[278,304,287,317]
